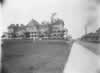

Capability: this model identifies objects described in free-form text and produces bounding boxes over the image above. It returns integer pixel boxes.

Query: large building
[50,18,66,39]
[25,19,40,39]
[3,18,68,40]
[39,22,50,39]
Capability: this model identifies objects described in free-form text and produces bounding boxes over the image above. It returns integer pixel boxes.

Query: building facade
[2,18,69,40]
[25,19,40,39]
[50,19,65,39]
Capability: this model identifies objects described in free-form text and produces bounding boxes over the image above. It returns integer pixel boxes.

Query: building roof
[51,18,64,26]
[8,24,16,29]
[39,24,49,28]
[26,19,40,28]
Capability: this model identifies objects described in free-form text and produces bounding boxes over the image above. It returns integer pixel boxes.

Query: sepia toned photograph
[0,0,100,73]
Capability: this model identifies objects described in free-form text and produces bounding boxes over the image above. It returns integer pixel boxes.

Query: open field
[2,40,72,73]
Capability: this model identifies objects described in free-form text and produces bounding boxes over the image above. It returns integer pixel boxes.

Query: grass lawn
[77,40,100,55]
[2,40,72,73]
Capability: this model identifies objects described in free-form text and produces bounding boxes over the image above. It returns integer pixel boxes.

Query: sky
[1,0,98,38]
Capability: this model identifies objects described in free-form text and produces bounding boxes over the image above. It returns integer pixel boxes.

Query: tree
[14,24,20,33]
[1,34,6,38]
[8,24,20,33]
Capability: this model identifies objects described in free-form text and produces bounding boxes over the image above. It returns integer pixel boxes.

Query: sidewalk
[63,41,100,73]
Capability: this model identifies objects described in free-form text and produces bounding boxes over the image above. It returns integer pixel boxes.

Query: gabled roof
[26,19,40,27]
